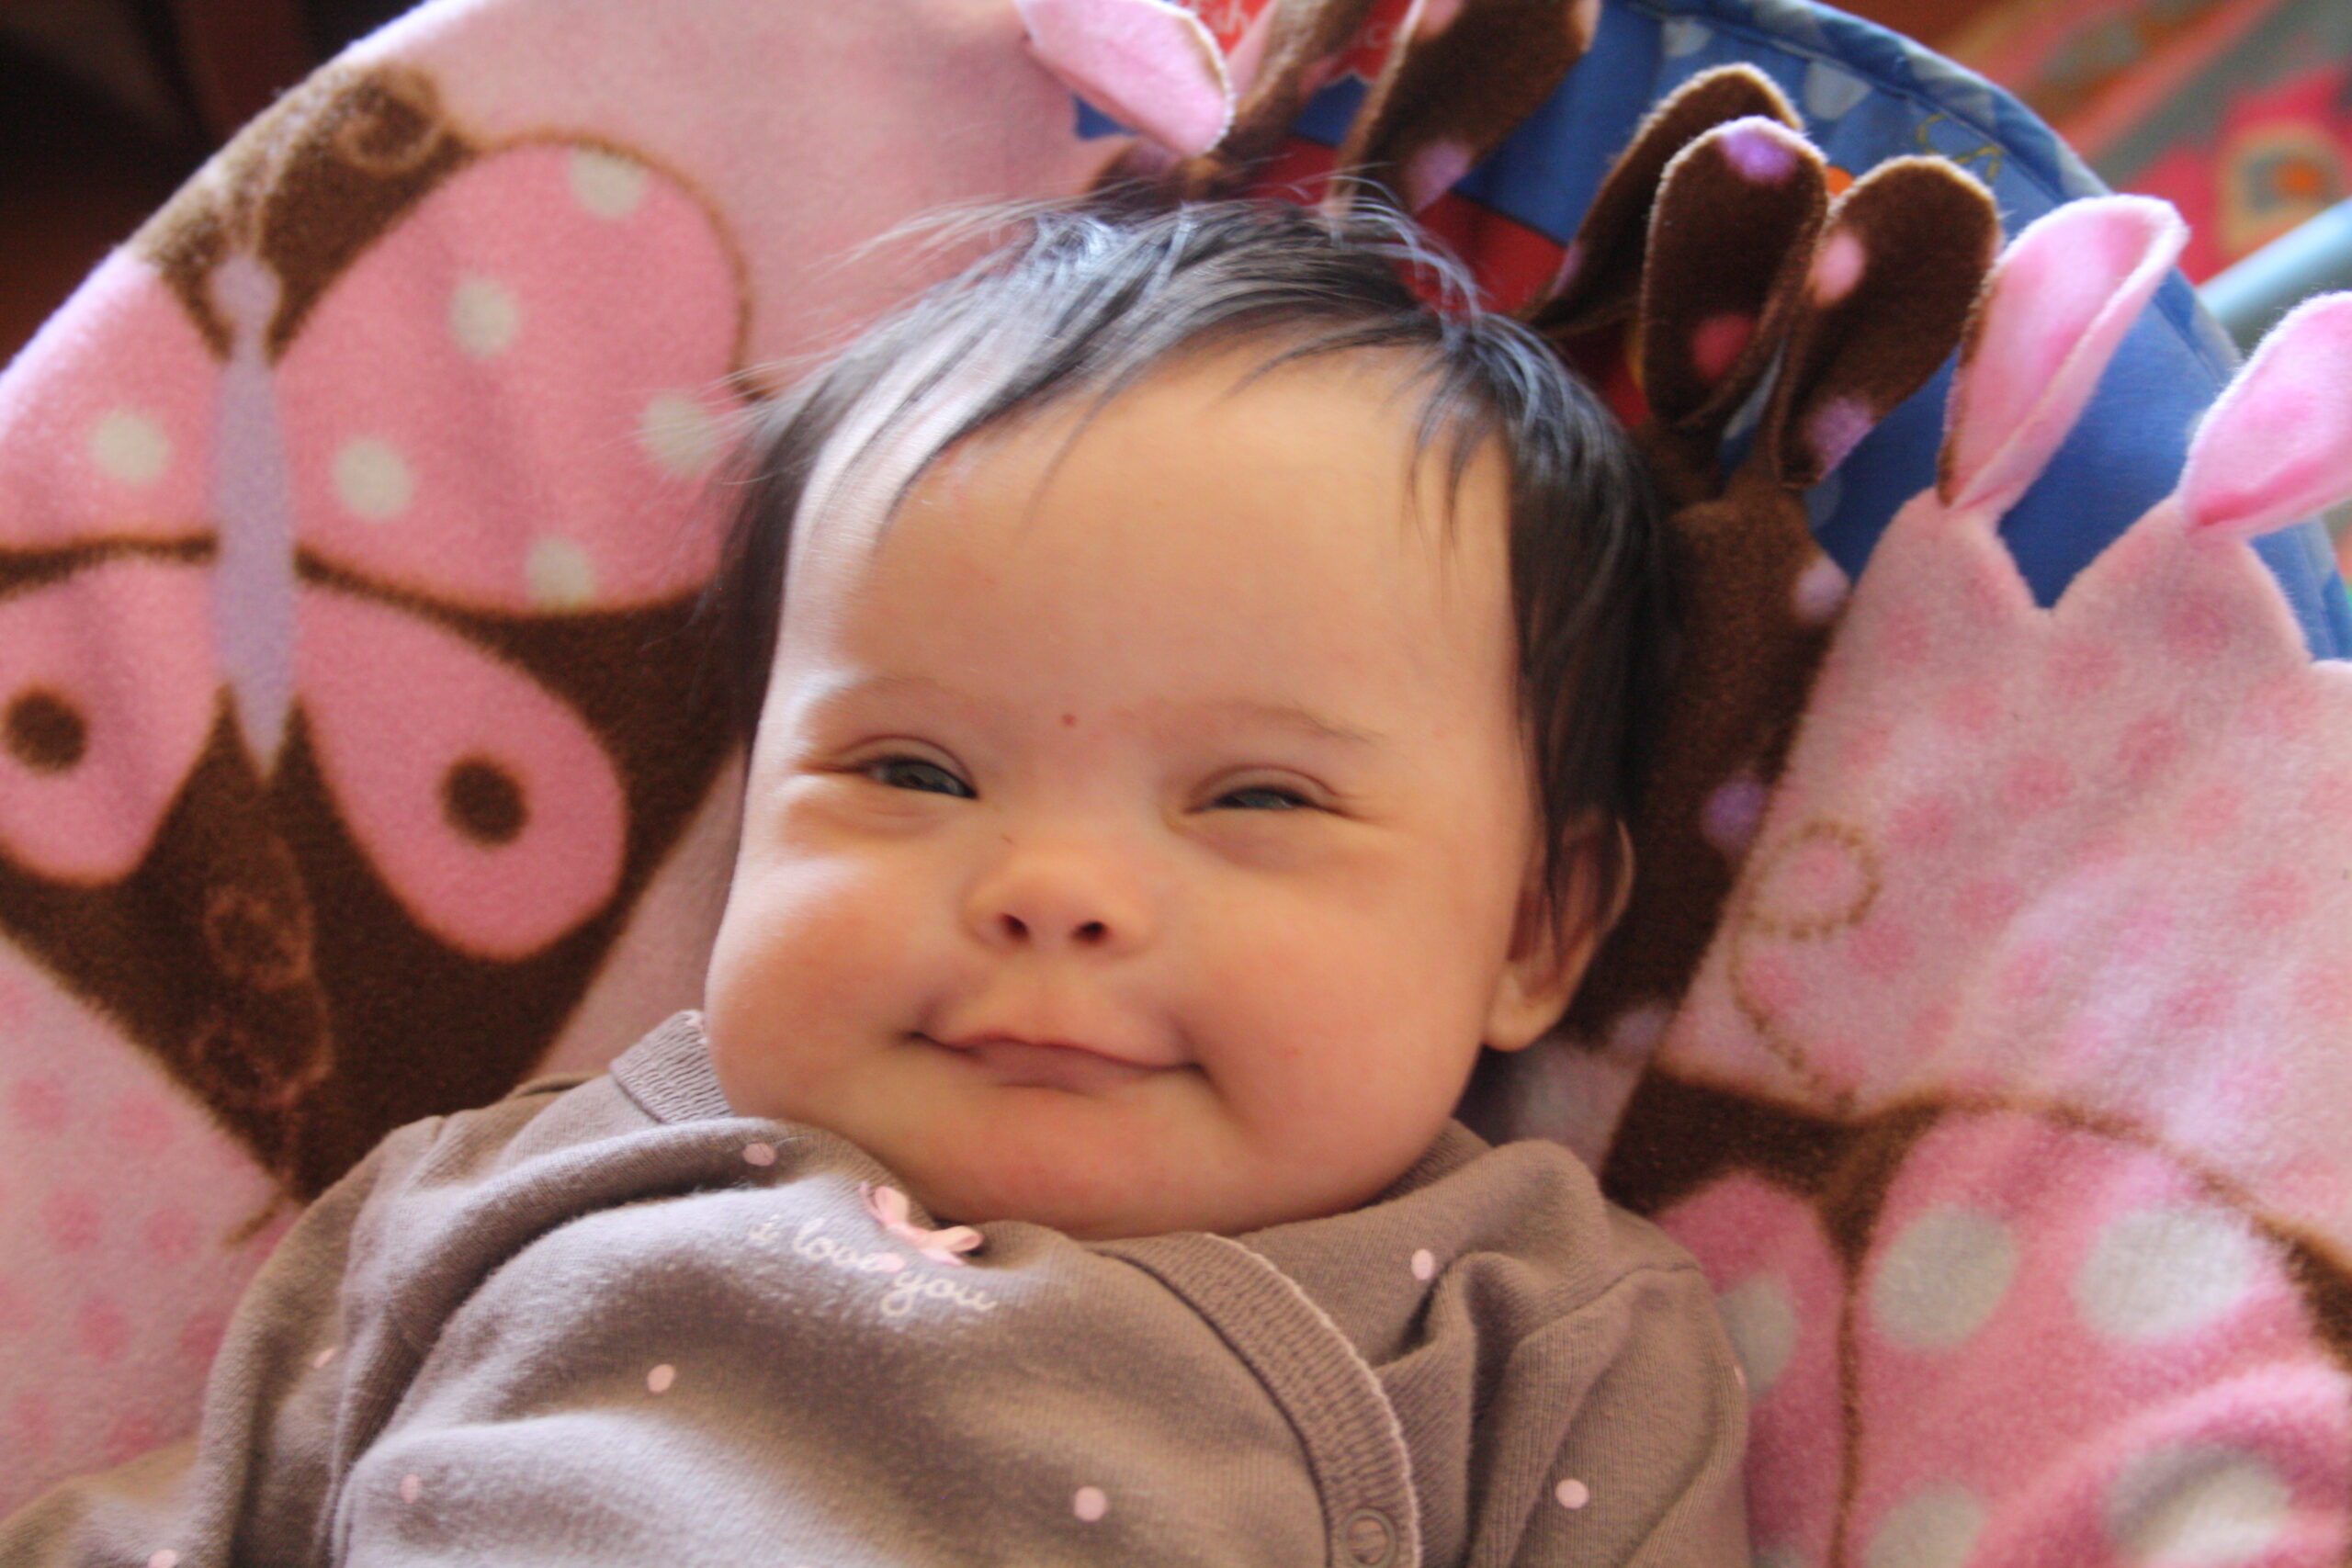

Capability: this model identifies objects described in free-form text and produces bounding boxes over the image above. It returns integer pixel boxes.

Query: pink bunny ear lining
[1018,0,1234,158]
[2181,291,2352,542]
[1942,197,2188,515]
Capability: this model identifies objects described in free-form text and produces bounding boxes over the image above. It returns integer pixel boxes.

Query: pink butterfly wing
[1658,1172,1846,1568]
[0,252,217,551]
[1848,1112,2351,1568]
[0,255,220,881]
[0,562,215,885]
[296,585,624,961]
[275,141,739,613]
[271,141,744,958]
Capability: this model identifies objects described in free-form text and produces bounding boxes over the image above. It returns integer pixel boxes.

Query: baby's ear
[1488,820,1634,1051]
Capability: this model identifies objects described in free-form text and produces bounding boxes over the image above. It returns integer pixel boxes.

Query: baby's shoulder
[343,1012,732,1222]
[1409,1129,1712,1300]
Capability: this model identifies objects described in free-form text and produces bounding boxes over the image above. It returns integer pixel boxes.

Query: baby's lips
[924,1011,1189,1073]
[933,1034,1171,1093]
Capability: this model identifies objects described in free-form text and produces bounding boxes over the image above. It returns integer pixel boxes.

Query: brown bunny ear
[1150,0,1383,197]
[1528,64,1801,337]
[1753,156,2000,491]
[1635,116,1826,457]
[1324,0,1599,217]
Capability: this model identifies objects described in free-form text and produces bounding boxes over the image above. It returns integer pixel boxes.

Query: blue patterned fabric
[1291,0,2352,657]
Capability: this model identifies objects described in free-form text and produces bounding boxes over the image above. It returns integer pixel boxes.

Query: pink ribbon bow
[864,1184,984,1267]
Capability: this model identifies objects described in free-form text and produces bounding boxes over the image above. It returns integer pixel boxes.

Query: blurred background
[6,0,2350,363]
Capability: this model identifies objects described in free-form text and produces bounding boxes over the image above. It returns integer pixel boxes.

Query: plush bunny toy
[1609,195,2352,1568]
[1470,66,1998,1156]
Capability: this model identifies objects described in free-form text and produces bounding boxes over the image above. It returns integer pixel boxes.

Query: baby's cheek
[708,858,929,1066]
[1205,947,1465,1132]
[725,848,918,974]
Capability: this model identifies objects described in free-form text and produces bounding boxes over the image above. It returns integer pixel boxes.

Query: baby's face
[705,348,1580,1238]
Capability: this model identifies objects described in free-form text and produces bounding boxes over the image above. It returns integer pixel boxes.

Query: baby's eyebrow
[791,671,976,722]
[794,674,1380,750]
[1180,699,1385,750]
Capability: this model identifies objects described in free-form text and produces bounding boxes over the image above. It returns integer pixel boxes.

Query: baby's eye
[862,757,974,798]
[1211,784,1314,812]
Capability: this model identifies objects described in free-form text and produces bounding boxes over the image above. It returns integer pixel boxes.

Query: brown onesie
[3,1012,1747,1566]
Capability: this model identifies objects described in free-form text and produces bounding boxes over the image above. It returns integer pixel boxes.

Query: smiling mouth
[919,1034,1164,1093]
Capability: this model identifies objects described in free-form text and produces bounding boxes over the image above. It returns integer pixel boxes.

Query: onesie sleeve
[0,1119,432,1568]
[1498,1247,1751,1568]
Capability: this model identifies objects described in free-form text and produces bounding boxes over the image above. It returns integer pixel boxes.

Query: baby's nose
[999,910,1107,945]
[967,840,1151,954]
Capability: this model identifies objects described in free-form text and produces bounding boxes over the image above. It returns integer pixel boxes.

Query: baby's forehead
[783,355,1518,686]
[826,338,1509,550]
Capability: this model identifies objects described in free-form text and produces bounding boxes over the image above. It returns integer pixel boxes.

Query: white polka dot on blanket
[1865,1483,1984,1568]
[1411,1248,1438,1281]
[333,437,415,522]
[447,275,521,359]
[1555,1478,1590,1509]
[311,1346,337,1370]
[90,409,172,486]
[741,1142,776,1168]
[2107,1444,2289,1565]
[400,1473,423,1505]
[639,390,723,478]
[147,1551,177,1568]
[2076,1204,2259,1345]
[648,1363,676,1394]
[526,536,598,610]
[1073,1485,1109,1522]
[567,148,647,219]
[1870,1205,2016,1351]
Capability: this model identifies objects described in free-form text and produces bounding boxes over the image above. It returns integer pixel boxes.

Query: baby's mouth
[919,1033,1164,1094]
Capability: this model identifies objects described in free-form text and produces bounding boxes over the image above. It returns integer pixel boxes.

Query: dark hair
[705,199,1671,959]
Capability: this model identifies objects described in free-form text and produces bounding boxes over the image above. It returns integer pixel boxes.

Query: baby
[5,202,1747,1566]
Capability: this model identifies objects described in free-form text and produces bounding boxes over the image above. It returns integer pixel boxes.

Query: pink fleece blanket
[1604,197,2352,1567]
[9,2,2351,1562]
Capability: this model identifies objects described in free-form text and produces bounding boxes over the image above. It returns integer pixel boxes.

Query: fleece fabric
[1,1013,1747,1568]
[1602,201,2352,1567]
